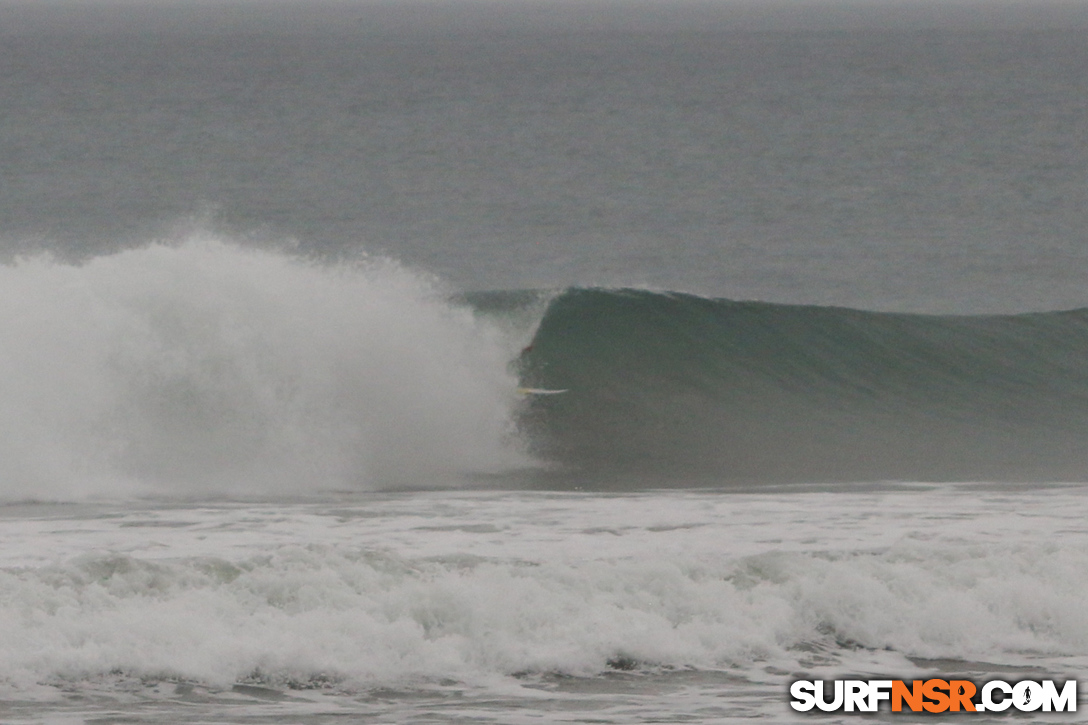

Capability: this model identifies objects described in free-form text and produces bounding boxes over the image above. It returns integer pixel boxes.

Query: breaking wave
[5,241,1088,500]
[0,238,528,500]
[512,288,1088,484]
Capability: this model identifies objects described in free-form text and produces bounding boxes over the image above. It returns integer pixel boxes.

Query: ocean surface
[2,1,1088,722]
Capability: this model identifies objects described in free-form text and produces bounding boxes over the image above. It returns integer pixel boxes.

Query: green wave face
[512,288,1088,485]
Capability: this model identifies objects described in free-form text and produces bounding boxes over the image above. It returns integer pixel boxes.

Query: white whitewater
[0,238,529,500]
[0,485,1085,722]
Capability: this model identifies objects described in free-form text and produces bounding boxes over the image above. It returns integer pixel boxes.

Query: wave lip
[515,288,1088,484]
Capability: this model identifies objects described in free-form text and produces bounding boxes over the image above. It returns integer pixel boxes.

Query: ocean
[2,0,1088,721]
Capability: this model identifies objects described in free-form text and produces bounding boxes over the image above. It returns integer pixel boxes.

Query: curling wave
[6,245,1088,499]
[511,288,1088,484]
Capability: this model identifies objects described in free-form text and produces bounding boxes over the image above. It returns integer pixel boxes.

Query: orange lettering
[891,680,924,712]
[922,679,950,713]
[948,680,977,712]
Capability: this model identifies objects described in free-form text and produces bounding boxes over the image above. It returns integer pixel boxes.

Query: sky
[3,0,1088,35]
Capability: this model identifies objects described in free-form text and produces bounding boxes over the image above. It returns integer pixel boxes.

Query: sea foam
[0,238,528,500]
[1,489,1087,694]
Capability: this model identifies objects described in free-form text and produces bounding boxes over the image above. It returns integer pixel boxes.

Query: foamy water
[0,239,529,500]
[0,485,1085,722]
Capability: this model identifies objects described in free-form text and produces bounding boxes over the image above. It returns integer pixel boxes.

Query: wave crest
[0,238,528,500]
[516,288,1088,483]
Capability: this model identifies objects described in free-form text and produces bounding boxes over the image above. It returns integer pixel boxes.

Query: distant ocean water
[2,1,1088,722]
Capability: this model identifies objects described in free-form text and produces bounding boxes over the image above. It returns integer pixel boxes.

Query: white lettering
[868,679,893,711]
[789,680,816,712]
[844,680,871,712]
[1013,681,1043,712]
[1041,680,1077,712]
[981,680,1012,712]
[814,680,844,712]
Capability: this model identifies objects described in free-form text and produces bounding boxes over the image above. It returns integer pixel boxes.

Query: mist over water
[0,239,528,500]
